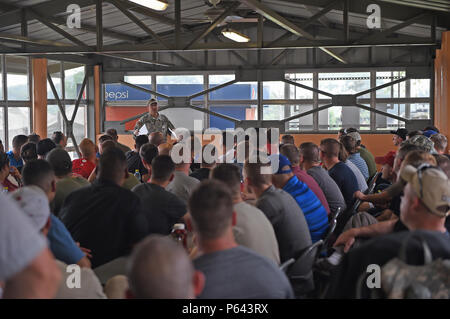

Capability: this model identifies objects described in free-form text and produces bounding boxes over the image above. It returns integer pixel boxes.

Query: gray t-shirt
[0,193,47,281]
[307,166,347,213]
[256,186,312,263]
[345,160,368,192]
[233,201,280,265]
[194,246,294,299]
[166,171,200,203]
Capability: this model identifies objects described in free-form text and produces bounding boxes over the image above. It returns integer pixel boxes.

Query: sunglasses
[416,163,439,199]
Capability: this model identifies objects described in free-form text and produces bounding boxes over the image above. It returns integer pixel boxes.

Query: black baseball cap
[390,128,408,140]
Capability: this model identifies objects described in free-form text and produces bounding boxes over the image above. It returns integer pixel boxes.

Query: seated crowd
[0,126,449,299]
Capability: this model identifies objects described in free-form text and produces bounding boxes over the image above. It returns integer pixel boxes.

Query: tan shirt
[233,201,280,265]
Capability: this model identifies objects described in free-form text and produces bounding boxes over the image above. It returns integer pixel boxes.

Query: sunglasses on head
[416,163,439,199]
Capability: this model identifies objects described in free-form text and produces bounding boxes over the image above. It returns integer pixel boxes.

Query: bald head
[127,235,196,299]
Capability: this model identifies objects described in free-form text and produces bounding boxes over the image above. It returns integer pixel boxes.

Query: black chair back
[281,240,323,297]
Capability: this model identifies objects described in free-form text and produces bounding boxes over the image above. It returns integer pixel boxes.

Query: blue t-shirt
[282,175,329,243]
[348,153,369,180]
[6,151,23,170]
[48,214,85,265]
[328,162,359,210]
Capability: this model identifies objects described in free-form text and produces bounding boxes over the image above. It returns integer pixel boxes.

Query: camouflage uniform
[134,113,175,138]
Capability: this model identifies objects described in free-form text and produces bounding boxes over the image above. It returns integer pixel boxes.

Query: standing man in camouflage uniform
[133,98,175,141]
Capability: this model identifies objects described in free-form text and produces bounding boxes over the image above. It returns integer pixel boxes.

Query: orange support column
[32,58,48,138]
[94,65,101,138]
[434,31,450,152]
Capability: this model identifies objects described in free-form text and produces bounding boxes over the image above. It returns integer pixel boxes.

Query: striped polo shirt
[282,175,329,243]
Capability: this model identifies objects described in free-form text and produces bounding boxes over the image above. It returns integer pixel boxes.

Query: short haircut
[402,150,437,168]
[341,135,357,154]
[27,133,40,144]
[0,152,8,170]
[100,140,116,153]
[434,154,450,178]
[79,138,96,158]
[299,142,321,163]
[430,134,448,152]
[244,159,272,186]
[20,142,37,163]
[98,147,127,183]
[148,132,164,147]
[281,134,295,145]
[397,144,421,160]
[37,138,56,157]
[105,128,118,139]
[188,180,233,240]
[140,143,159,165]
[98,134,113,144]
[22,160,55,193]
[51,131,65,145]
[320,138,340,158]
[46,148,72,177]
[211,164,241,195]
[151,155,175,181]
[135,135,149,151]
[12,134,28,150]
[127,235,194,299]
[280,144,300,165]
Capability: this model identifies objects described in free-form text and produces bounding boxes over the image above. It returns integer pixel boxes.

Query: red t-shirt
[72,158,96,179]
[2,176,19,193]
[292,166,331,215]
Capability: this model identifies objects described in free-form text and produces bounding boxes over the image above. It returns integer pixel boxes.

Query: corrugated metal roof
[0,0,445,48]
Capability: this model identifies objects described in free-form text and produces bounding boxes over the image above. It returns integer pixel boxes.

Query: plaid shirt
[134,112,175,137]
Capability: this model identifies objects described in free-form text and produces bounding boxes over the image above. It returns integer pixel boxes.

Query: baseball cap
[274,154,292,175]
[347,131,361,142]
[390,128,408,140]
[148,98,158,106]
[423,130,438,138]
[9,186,50,230]
[401,135,436,153]
[375,151,396,167]
[400,164,450,217]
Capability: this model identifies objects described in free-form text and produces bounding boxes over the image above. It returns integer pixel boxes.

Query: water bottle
[134,169,141,182]
[171,223,187,248]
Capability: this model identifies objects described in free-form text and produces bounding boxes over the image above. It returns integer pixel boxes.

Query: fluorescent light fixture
[221,28,251,43]
[128,0,169,11]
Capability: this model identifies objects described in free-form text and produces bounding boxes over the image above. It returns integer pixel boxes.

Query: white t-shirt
[0,193,47,281]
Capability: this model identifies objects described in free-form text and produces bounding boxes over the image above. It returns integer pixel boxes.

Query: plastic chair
[279,240,324,297]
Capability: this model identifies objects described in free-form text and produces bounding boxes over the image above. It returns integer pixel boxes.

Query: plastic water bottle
[134,169,141,182]
[171,223,187,248]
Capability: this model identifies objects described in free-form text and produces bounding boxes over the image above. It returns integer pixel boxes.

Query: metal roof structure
[0,0,448,69]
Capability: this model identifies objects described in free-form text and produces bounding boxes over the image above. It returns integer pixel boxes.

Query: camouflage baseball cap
[400,164,450,217]
[347,131,361,142]
[401,135,436,153]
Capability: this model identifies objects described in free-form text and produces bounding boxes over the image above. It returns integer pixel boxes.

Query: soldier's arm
[133,116,146,135]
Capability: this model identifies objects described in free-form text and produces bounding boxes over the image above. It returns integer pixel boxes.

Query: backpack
[380,233,450,299]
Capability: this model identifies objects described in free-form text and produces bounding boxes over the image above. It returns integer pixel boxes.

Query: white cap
[9,186,50,230]
[173,223,185,230]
